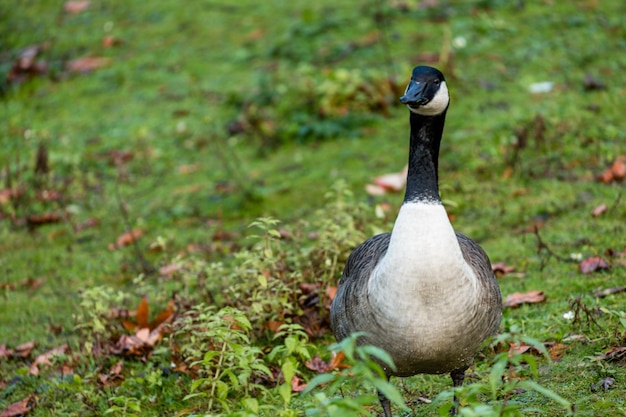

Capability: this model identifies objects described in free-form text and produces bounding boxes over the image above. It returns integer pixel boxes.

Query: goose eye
[433,79,440,85]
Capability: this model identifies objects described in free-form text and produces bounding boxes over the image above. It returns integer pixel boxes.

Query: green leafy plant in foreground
[304,332,408,417]
[178,306,272,414]
[267,324,314,413]
[435,327,574,417]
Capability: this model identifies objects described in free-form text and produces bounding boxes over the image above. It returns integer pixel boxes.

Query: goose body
[330,66,502,415]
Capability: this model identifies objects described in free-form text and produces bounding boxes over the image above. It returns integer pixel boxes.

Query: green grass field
[1,1,625,415]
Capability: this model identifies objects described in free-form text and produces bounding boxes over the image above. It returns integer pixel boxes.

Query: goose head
[400,66,449,116]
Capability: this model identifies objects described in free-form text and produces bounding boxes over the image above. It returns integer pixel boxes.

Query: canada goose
[330,66,502,416]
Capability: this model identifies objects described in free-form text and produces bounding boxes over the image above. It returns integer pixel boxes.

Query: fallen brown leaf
[109,229,144,250]
[0,344,10,359]
[26,212,63,226]
[579,256,610,274]
[99,360,124,386]
[364,183,387,196]
[547,342,568,361]
[598,156,626,183]
[371,166,408,194]
[150,299,175,330]
[591,203,607,217]
[305,355,332,373]
[1,394,36,417]
[136,296,150,329]
[66,57,110,73]
[110,324,165,357]
[121,297,174,332]
[329,350,349,370]
[0,340,37,359]
[326,285,337,303]
[22,277,45,292]
[102,36,123,48]
[74,217,99,232]
[14,340,36,358]
[508,342,533,356]
[159,263,182,277]
[507,341,567,362]
[291,375,307,392]
[108,150,134,166]
[264,320,284,334]
[492,262,515,277]
[7,45,48,84]
[63,1,90,14]
[595,346,626,362]
[503,290,546,308]
[29,344,69,375]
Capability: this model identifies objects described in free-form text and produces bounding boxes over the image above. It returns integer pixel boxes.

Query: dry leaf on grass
[63,1,90,14]
[1,394,37,417]
[102,36,123,48]
[110,325,166,357]
[325,285,337,303]
[595,346,626,362]
[591,203,607,217]
[98,360,125,387]
[365,166,408,196]
[263,320,284,334]
[113,297,174,358]
[26,212,63,226]
[7,45,48,84]
[0,340,36,359]
[159,263,183,277]
[66,57,110,73]
[305,355,332,373]
[598,156,626,183]
[579,256,610,274]
[29,344,69,375]
[109,229,144,250]
[547,342,568,361]
[291,375,307,392]
[121,297,175,332]
[364,183,387,196]
[74,217,99,232]
[507,341,567,362]
[503,290,546,308]
[305,351,350,374]
[492,262,515,277]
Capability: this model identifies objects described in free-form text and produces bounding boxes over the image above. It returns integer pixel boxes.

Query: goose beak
[400,81,428,107]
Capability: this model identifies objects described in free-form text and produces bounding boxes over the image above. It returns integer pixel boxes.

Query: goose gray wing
[455,232,503,335]
[330,232,391,341]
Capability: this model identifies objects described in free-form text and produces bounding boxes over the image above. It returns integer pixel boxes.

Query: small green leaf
[358,345,396,371]
[279,381,292,404]
[242,397,259,413]
[258,274,268,288]
[303,373,335,394]
[282,358,297,383]
[371,378,407,409]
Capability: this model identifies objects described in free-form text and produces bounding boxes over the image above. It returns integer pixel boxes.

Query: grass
[1,0,626,415]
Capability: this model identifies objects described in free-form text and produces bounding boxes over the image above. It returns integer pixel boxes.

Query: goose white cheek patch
[408,81,449,116]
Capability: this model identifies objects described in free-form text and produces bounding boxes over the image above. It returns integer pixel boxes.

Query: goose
[330,65,502,416]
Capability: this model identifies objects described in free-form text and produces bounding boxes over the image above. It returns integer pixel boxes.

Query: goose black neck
[403,110,447,204]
